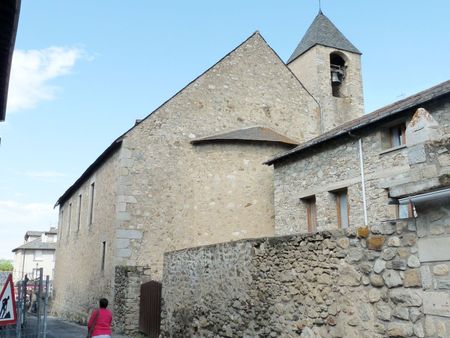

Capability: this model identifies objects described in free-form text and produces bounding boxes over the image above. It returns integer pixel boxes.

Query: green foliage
[0,260,13,272]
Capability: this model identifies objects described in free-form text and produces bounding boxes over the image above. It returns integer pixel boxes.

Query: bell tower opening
[330,52,346,98]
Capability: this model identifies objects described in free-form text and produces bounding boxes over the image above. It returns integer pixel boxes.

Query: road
[24,315,131,338]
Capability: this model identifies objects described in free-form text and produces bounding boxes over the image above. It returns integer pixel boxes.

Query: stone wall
[52,150,120,322]
[161,205,450,337]
[288,45,364,132]
[113,265,151,334]
[274,98,450,236]
[113,32,320,280]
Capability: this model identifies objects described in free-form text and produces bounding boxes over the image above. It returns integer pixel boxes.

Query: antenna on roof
[318,0,323,14]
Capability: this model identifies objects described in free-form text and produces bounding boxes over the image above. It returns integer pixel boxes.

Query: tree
[0,260,13,272]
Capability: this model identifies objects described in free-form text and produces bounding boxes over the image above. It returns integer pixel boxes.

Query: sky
[1,0,449,259]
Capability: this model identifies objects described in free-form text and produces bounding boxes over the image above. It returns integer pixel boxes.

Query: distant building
[12,228,57,282]
[0,0,21,121]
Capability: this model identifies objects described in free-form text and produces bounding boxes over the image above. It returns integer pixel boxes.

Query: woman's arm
[87,309,97,330]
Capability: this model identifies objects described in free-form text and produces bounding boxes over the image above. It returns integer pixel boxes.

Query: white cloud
[0,200,57,259]
[7,46,85,112]
[25,170,66,179]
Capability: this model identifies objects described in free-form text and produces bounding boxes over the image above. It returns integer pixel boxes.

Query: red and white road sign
[0,274,16,325]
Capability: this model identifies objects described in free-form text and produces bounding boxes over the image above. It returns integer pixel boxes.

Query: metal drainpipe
[358,138,368,226]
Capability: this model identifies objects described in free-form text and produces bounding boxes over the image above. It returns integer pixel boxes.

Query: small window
[302,196,317,233]
[333,189,349,228]
[68,203,72,236]
[396,202,416,219]
[77,194,82,232]
[389,123,406,147]
[89,182,95,226]
[101,241,106,271]
[34,250,43,261]
[59,210,64,242]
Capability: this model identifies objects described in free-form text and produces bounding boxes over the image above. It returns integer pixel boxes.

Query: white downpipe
[358,138,368,226]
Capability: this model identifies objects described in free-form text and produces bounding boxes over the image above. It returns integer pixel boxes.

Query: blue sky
[1,0,449,259]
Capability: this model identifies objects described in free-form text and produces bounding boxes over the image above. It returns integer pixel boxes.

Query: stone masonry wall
[274,98,450,236]
[113,265,151,334]
[288,45,364,132]
[52,150,120,322]
[113,32,320,280]
[161,204,450,337]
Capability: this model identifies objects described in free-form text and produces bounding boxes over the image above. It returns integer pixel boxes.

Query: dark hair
[99,298,108,308]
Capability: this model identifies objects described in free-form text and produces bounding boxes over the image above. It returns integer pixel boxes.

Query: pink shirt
[88,308,112,337]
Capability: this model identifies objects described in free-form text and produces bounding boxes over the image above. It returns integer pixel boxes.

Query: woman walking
[87,298,112,338]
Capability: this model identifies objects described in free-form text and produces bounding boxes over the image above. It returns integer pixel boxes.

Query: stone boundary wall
[114,265,151,334]
[161,213,450,337]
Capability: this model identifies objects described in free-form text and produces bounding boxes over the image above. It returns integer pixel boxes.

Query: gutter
[398,188,450,206]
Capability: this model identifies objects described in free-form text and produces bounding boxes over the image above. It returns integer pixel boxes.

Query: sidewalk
[26,315,131,338]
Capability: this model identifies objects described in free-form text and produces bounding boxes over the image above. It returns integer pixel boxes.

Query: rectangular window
[59,210,64,242]
[89,182,95,226]
[302,196,317,233]
[68,202,72,236]
[334,189,349,228]
[397,202,415,219]
[389,123,406,147]
[77,194,82,232]
[34,250,43,261]
[101,241,106,271]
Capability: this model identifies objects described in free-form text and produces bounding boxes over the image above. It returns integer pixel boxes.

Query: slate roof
[12,238,56,252]
[265,79,450,165]
[0,0,21,121]
[287,11,361,64]
[191,126,299,146]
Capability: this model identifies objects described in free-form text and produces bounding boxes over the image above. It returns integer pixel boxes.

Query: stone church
[51,10,450,336]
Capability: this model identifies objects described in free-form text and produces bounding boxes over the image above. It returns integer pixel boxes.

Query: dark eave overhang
[0,0,21,121]
[265,79,450,166]
[55,138,123,207]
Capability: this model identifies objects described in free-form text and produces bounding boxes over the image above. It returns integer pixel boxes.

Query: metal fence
[0,268,50,338]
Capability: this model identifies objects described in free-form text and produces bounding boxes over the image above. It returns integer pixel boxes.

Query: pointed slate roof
[287,11,361,64]
[191,126,299,146]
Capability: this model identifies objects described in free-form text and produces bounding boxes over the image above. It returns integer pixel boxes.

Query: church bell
[331,70,342,84]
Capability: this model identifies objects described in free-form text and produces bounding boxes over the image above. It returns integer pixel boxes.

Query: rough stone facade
[52,150,120,322]
[161,206,450,338]
[288,45,364,133]
[113,265,151,334]
[274,98,450,236]
[52,32,326,330]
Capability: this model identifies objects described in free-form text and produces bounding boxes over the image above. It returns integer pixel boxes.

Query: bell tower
[287,11,364,133]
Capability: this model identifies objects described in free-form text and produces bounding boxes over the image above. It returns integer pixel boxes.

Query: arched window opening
[330,53,346,97]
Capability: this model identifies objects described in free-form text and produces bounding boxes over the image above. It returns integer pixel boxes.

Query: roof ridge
[287,12,361,64]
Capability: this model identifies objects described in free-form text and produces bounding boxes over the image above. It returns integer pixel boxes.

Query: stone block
[407,144,427,164]
[403,269,421,288]
[367,236,385,251]
[383,270,402,288]
[420,265,432,289]
[423,291,450,317]
[386,322,413,337]
[407,255,420,268]
[390,289,422,306]
[117,248,132,258]
[357,226,369,238]
[387,236,401,247]
[373,259,386,274]
[433,264,449,276]
[418,236,450,262]
[117,229,143,239]
[370,273,384,287]
[116,238,130,249]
